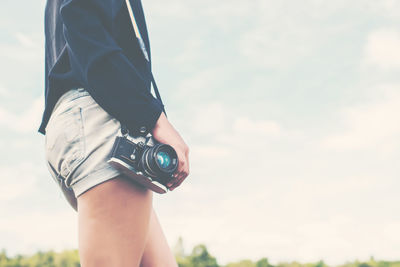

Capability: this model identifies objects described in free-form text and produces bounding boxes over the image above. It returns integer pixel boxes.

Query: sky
[0,0,400,265]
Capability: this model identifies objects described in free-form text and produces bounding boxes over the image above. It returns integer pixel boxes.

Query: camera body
[107,133,178,193]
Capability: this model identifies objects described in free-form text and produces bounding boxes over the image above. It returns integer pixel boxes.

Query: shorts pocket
[45,105,86,188]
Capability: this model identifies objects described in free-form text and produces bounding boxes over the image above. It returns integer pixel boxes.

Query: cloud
[191,145,230,159]
[233,117,281,136]
[239,22,316,69]
[174,38,205,65]
[375,0,400,18]
[0,84,10,97]
[167,65,236,112]
[0,209,77,257]
[321,84,400,151]
[0,32,43,92]
[0,41,42,63]
[157,174,400,265]
[14,32,38,48]
[216,117,285,151]
[0,162,39,202]
[189,102,228,136]
[0,95,44,134]
[187,101,284,147]
[364,29,400,70]
[145,0,192,19]
[147,0,253,24]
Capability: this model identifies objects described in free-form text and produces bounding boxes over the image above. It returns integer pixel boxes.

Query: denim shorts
[44,87,123,211]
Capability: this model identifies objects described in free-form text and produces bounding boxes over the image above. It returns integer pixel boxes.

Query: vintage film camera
[107,129,178,193]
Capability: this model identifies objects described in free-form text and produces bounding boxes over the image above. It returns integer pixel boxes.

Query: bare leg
[140,209,178,267]
[77,175,153,267]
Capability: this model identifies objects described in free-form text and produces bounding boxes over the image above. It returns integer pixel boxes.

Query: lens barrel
[139,144,178,183]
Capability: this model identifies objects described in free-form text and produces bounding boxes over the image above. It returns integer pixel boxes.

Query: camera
[107,132,178,193]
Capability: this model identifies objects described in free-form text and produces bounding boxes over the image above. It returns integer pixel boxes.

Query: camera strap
[125,0,165,113]
[118,0,167,136]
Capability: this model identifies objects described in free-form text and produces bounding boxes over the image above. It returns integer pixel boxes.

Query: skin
[77,112,189,267]
[152,112,190,191]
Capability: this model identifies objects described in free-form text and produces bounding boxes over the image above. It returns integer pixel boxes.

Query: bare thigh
[140,209,178,267]
[77,175,153,267]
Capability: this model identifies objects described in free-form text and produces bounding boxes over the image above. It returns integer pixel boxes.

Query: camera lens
[139,144,178,181]
[156,151,171,169]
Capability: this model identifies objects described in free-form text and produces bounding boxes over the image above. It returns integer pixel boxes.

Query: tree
[257,258,272,267]
[0,249,9,265]
[174,237,186,259]
[188,244,219,267]
[225,259,256,267]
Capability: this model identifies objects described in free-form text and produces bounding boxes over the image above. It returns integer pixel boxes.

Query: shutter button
[139,126,147,134]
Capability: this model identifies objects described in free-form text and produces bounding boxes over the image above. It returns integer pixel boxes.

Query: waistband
[53,87,89,112]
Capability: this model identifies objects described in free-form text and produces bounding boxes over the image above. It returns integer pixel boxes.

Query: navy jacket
[39,0,164,136]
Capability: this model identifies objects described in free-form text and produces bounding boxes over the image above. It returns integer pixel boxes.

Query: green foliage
[174,236,186,258]
[225,259,256,267]
[0,249,80,267]
[178,244,219,267]
[0,242,399,267]
[257,258,272,267]
[224,259,400,267]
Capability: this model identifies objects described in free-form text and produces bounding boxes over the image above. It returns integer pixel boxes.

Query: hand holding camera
[108,112,189,193]
[152,112,190,191]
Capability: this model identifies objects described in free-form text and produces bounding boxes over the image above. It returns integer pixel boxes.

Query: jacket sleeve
[60,0,163,135]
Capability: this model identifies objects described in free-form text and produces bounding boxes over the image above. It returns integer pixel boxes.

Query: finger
[170,176,187,191]
[167,171,184,188]
[178,159,186,170]
[173,161,184,177]
[172,171,185,185]
[170,171,188,190]
[169,173,184,189]
[167,172,180,187]
[169,158,188,189]
[184,154,189,172]
[176,159,186,175]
